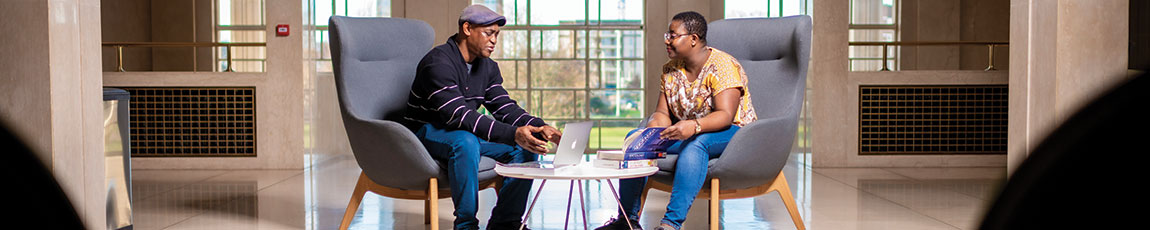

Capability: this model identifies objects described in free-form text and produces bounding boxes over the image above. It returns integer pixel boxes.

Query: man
[403,4,562,230]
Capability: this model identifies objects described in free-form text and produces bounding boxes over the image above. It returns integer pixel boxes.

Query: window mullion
[525,0,533,115]
[585,0,591,122]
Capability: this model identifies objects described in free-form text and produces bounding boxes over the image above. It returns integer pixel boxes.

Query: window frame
[723,0,813,19]
[848,0,900,71]
[215,0,268,72]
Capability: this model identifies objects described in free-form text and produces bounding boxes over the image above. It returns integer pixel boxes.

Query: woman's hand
[660,120,698,140]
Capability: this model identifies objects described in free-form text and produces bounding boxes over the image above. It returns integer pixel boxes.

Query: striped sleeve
[412,50,519,145]
[483,76,547,129]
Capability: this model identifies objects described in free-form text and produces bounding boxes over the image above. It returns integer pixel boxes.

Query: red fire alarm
[275,24,290,37]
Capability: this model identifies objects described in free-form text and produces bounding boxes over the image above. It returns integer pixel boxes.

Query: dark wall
[101,0,214,72]
[1133,0,1149,70]
[101,0,152,71]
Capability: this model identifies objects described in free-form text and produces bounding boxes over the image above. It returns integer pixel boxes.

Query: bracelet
[693,119,702,133]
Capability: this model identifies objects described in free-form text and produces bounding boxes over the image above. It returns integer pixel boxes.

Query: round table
[495,162,657,230]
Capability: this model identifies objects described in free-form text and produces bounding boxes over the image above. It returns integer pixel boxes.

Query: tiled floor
[130,153,1006,230]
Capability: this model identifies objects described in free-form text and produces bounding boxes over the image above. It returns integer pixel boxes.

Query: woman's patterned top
[660,47,757,127]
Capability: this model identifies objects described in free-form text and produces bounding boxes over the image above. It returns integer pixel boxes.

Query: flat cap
[459,4,506,26]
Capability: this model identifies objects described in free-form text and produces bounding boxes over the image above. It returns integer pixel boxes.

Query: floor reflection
[130,153,1006,230]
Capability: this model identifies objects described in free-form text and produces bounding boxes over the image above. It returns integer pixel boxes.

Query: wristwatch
[693,119,702,134]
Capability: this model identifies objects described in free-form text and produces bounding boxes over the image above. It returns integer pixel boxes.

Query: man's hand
[540,125,563,144]
[515,126,549,154]
[660,120,698,140]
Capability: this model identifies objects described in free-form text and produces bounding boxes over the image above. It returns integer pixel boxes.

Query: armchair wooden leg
[340,173,371,230]
[768,173,805,230]
[429,178,439,230]
[710,178,719,230]
[424,198,431,224]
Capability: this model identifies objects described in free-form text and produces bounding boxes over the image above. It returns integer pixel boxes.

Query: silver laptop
[550,121,593,166]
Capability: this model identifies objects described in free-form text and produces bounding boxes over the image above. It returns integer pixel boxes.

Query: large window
[724,0,812,18]
[473,0,645,150]
[848,0,898,71]
[216,0,267,72]
[312,0,392,72]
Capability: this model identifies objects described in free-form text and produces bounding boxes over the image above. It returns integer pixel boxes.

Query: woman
[596,11,758,230]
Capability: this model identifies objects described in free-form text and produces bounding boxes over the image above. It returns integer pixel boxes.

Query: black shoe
[485,221,531,230]
[594,217,642,230]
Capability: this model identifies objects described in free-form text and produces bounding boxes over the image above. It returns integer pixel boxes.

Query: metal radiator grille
[859,85,1007,155]
[122,88,256,157]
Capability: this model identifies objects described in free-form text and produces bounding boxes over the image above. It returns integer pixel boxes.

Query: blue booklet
[622,127,679,154]
[597,150,666,161]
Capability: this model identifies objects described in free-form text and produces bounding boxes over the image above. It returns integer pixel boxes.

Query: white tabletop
[495,162,658,180]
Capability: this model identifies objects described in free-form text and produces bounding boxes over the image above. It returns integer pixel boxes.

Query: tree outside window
[474,0,645,150]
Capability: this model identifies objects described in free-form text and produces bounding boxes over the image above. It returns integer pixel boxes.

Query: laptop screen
[552,121,593,166]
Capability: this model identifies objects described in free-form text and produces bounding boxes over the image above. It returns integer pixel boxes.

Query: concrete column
[810,0,851,167]
[1008,0,1131,174]
[399,0,470,42]
[0,0,106,229]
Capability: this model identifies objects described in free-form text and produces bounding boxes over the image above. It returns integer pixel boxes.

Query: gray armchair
[329,16,503,230]
[639,15,811,230]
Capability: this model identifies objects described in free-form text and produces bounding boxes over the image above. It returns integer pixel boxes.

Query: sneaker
[652,223,677,230]
[594,217,643,230]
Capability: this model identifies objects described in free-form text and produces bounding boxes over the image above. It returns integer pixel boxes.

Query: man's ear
[461,22,473,36]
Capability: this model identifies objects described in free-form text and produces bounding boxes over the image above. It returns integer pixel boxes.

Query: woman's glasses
[664,32,691,42]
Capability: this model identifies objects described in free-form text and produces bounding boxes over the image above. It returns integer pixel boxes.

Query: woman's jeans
[415,124,537,230]
[615,125,740,229]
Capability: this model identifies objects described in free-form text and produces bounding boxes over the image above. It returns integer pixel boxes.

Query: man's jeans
[614,125,740,230]
[415,124,537,230]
